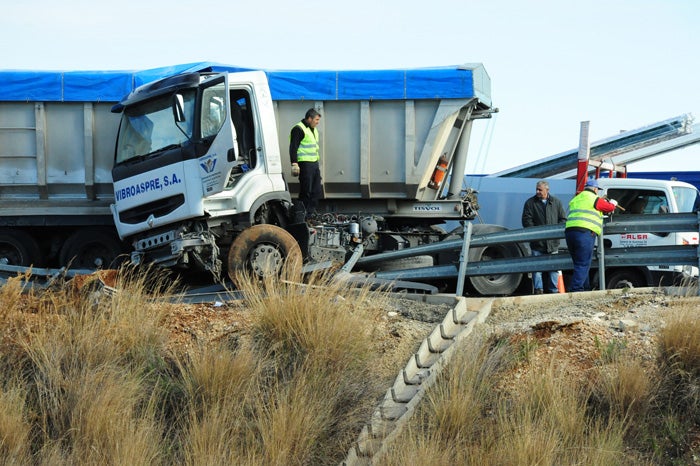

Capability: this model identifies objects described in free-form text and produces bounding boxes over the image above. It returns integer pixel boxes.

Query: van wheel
[606,269,646,289]
[0,230,42,267]
[227,224,302,286]
[60,229,125,270]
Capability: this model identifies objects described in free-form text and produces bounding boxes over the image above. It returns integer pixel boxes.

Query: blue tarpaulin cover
[0,61,490,105]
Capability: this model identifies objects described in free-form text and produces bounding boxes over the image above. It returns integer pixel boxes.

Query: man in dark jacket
[522,180,567,294]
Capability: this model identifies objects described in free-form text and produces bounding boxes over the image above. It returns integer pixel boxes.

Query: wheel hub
[250,244,283,277]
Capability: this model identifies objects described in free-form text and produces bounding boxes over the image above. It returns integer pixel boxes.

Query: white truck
[1,62,521,294]
[108,65,510,292]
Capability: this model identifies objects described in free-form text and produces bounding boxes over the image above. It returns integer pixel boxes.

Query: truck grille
[118,194,185,224]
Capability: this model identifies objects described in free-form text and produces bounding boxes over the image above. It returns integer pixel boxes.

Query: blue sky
[2,0,698,175]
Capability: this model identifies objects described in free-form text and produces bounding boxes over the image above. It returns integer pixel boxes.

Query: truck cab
[110,71,291,276]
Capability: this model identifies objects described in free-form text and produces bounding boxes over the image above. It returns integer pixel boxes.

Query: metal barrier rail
[369,212,700,293]
[2,213,697,296]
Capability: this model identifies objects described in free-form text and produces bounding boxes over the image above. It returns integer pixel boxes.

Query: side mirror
[172,94,186,123]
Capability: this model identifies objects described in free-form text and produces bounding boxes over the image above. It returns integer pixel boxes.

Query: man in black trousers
[289,108,322,220]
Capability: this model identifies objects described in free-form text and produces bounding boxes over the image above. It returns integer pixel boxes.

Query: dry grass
[7,266,174,465]
[379,300,700,465]
[0,380,31,462]
[658,308,700,379]
[220,267,392,464]
[0,264,698,464]
[0,262,395,465]
[644,304,700,460]
[379,334,628,465]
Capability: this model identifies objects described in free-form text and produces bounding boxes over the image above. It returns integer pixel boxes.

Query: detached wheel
[0,230,42,267]
[227,224,302,285]
[59,228,125,269]
[466,224,524,296]
[363,255,434,272]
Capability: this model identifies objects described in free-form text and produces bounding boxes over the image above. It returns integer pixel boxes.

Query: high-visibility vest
[565,190,603,235]
[292,122,319,162]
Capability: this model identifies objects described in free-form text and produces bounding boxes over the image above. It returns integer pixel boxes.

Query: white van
[597,178,700,287]
[458,175,700,290]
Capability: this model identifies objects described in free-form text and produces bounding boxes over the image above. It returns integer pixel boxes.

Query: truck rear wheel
[0,230,42,267]
[59,228,126,270]
[466,224,524,296]
[227,224,302,286]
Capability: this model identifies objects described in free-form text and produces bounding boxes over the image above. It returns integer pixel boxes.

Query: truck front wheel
[227,224,302,286]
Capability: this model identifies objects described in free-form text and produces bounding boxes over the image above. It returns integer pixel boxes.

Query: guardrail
[2,213,697,297]
[368,212,700,295]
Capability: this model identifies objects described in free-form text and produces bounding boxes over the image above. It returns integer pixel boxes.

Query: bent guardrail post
[598,232,606,290]
[455,221,473,296]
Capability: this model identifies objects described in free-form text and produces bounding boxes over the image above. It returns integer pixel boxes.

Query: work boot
[534,289,543,295]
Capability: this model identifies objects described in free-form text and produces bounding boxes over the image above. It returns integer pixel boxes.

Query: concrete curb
[342,295,493,465]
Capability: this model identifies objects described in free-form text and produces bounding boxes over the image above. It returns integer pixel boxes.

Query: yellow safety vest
[292,122,319,162]
[565,190,603,235]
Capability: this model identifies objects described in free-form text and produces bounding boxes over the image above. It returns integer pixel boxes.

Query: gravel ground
[485,288,678,335]
[382,288,700,388]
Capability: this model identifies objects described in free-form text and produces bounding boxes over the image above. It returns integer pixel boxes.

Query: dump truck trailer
[0,72,123,269]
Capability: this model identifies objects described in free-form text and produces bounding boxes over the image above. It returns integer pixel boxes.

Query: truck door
[197,75,235,196]
[198,71,281,196]
[225,71,283,180]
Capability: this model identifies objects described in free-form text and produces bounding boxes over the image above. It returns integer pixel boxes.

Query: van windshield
[673,186,700,213]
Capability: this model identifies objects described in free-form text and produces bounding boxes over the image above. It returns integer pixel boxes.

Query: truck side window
[201,85,226,139]
[230,90,256,167]
[645,195,666,214]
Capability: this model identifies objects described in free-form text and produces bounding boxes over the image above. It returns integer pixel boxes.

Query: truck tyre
[0,230,42,267]
[59,228,126,270]
[227,224,302,286]
[466,224,524,296]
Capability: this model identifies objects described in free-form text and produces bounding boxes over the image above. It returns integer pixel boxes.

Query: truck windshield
[673,186,700,212]
[115,89,196,163]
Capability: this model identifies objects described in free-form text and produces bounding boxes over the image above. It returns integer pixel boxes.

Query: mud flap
[285,222,311,260]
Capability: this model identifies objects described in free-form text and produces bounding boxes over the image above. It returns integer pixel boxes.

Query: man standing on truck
[564,178,617,292]
[289,108,322,220]
[522,180,567,294]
